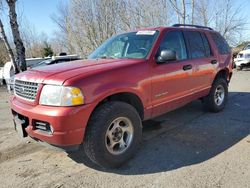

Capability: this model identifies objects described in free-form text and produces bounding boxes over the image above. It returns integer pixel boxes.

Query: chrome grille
[14,80,39,101]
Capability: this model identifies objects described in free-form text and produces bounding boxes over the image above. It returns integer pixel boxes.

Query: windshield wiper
[98,55,115,59]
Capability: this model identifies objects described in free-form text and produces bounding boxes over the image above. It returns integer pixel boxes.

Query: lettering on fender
[155,92,168,98]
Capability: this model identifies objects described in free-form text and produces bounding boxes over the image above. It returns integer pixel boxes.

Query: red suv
[11,24,233,168]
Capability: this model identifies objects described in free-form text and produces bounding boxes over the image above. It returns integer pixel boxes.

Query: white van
[234,44,250,70]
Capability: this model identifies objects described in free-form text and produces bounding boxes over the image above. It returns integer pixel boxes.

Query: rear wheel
[203,78,228,112]
[84,101,142,168]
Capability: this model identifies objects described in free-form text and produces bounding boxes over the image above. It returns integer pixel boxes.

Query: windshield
[89,30,159,59]
[244,45,250,50]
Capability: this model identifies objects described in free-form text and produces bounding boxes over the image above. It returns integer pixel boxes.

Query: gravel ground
[0,70,249,188]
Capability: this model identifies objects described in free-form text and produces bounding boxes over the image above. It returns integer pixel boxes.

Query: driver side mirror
[156,49,177,64]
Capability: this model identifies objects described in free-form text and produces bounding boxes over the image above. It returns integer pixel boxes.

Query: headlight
[39,85,84,106]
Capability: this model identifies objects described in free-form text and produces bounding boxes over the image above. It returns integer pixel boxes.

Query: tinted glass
[184,31,206,58]
[211,33,231,54]
[201,33,212,57]
[159,31,187,60]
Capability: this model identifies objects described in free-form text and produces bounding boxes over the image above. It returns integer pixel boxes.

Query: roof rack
[172,24,213,31]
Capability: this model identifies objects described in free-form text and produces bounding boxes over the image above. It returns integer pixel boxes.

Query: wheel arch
[214,68,232,83]
[94,92,144,120]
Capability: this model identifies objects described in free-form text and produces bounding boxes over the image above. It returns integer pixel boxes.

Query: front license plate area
[13,116,27,138]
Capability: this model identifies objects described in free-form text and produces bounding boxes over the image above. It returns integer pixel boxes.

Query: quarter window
[211,33,231,54]
[158,31,187,60]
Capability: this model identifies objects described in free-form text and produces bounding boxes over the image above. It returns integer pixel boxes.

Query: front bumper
[10,96,95,147]
[234,59,250,66]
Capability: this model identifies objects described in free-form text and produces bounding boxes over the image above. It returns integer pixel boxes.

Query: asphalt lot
[0,70,249,188]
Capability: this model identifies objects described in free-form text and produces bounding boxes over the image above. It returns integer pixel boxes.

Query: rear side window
[211,33,231,54]
[159,31,187,60]
[201,33,212,57]
[183,31,208,59]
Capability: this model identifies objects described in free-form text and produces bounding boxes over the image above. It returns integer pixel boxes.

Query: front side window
[89,31,159,59]
[158,31,187,60]
[184,31,207,58]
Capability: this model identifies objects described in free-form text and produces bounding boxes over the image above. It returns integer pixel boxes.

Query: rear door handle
[183,64,192,71]
[211,60,218,64]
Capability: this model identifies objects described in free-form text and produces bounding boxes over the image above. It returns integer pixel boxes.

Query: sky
[2,0,250,42]
[16,0,68,36]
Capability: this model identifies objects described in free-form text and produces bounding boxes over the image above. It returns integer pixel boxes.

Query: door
[183,31,216,93]
[151,30,194,117]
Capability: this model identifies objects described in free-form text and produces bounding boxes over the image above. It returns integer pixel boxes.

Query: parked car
[3,61,15,91]
[234,44,250,70]
[26,57,51,68]
[33,55,80,68]
[10,24,233,168]
[3,57,50,91]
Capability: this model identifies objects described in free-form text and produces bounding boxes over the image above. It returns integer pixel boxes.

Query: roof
[134,24,216,33]
[51,54,79,60]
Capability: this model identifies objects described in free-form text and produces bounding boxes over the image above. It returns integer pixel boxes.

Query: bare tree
[191,0,195,24]
[0,39,9,65]
[122,0,171,37]
[192,0,246,45]
[168,0,186,24]
[6,0,26,71]
[194,0,214,26]
[0,19,17,67]
[181,0,186,24]
[52,0,172,57]
[0,1,19,72]
[210,0,246,45]
[20,18,50,58]
[52,0,247,55]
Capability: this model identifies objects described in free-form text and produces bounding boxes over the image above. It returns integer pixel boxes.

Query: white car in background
[2,61,15,91]
[33,54,80,68]
[3,55,80,91]
[234,44,250,70]
[26,57,51,68]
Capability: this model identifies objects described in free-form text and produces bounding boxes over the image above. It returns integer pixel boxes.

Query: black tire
[237,66,243,71]
[203,78,228,113]
[83,101,142,168]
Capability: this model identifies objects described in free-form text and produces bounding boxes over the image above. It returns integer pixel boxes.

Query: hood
[15,59,144,85]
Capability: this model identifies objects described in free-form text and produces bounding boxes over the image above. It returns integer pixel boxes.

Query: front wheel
[203,78,228,112]
[84,101,142,168]
[237,66,243,70]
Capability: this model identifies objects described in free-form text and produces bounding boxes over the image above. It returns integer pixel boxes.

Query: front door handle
[183,64,192,71]
[211,60,218,64]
